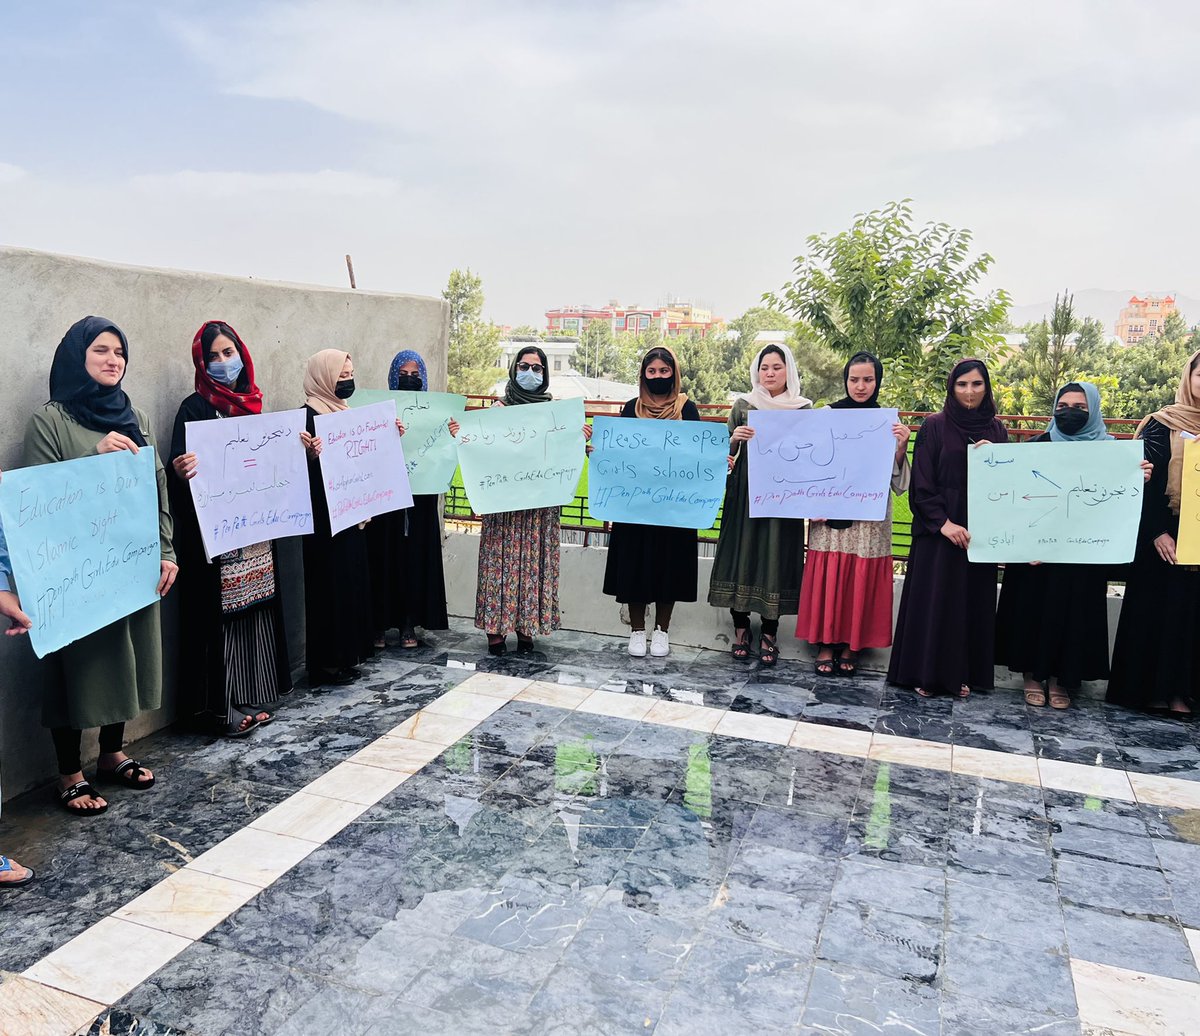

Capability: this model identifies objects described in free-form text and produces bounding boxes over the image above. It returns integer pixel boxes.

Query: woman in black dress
[602,346,701,658]
[887,359,1008,699]
[995,382,1150,710]
[1108,350,1200,716]
[169,320,293,735]
[299,349,375,684]
[367,348,458,649]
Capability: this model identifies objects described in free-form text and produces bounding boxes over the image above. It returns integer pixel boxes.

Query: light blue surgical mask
[208,354,244,386]
[515,369,543,391]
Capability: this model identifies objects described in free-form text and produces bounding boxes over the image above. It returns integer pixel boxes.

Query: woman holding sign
[300,349,375,684]
[367,349,457,649]
[23,316,177,815]
[708,344,811,665]
[1108,351,1200,717]
[887,358,1007,699]
[603,346,702,658]
[168,320,293,736]
[996,382,1150,710]
[796,352,911,675]
[476,347,590,654]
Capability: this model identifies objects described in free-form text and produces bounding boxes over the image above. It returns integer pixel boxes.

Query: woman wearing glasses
[475,347,591,654]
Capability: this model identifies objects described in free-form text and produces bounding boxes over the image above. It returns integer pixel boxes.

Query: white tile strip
[1071,958,1200,1036]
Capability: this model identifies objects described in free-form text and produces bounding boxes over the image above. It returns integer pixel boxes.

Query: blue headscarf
[1047,380,1112,442]
[388,349,428,391]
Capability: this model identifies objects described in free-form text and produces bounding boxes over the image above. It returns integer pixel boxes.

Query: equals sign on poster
[243,458,257,469]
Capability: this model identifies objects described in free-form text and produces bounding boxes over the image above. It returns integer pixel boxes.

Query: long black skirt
[366,495,450,634]
[603,522,698,604]
[303,524,374,675]
[995,563,1110,689]
[1107,544,1200,711]
[887,533,997,693]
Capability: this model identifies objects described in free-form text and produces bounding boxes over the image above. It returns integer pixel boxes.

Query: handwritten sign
[587,416,729,529]
[351,389,467,495]
[314,400,414,535]
[0,449,161,658]
[1174,439,1200,564]
[967,440,1143,563]
[747,409,899,520]
[187,409,313,561]
[456,398,585,514]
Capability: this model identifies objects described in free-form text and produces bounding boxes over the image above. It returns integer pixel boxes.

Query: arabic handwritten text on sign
[0,448,161,658]
[315,400,415,535]
[351,389,467,495]
[456,398,586,515]
[1176,439,1200,564]
[187,409,313,561]
[966,440,1143,564]
[747,408,899,520]
[587,416,729,529]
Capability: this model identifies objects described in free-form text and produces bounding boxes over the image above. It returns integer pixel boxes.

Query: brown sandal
[1049,687,1071,710]
[1024,686,1046,707]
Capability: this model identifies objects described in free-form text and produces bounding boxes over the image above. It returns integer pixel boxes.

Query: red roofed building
[1116,294,1177,344]
[546,300,721,337]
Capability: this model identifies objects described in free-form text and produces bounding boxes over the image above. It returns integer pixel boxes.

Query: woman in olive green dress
[707,343,810,665]
[22,316,177,816]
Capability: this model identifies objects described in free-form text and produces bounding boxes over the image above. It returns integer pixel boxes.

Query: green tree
[578,319,621,379]
[442,268,503,394]
[1161,309,1189,346]
[1024,290,1076,412]
[765,200,1010,409]
[671,330,729,404]
[508,324,543,339]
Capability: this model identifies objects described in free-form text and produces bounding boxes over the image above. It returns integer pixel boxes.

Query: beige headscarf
[1137,348,1200,514]
[634,345,689,420]
[737,343,812,411]
[304,349,350,415]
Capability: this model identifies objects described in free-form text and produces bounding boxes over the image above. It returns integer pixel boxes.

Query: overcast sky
[3,1,1198,327]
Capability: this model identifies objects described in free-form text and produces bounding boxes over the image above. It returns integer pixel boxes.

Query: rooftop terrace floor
[2,620,1199,1034]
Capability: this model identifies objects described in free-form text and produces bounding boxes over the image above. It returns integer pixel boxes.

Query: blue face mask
[515,369,543,391]
[208,354,244,386]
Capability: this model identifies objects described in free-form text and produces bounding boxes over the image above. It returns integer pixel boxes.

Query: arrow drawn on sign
[1022,493,1056,501]
[1031,470,1063,489]
[1029,506,1058,527]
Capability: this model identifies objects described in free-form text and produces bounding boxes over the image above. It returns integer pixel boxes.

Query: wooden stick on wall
[345,254,357,289]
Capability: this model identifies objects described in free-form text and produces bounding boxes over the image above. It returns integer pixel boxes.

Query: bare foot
[0,855,31,884]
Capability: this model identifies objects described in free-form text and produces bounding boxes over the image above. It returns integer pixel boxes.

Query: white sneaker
[628,630,647,657]
[650,627,670,657]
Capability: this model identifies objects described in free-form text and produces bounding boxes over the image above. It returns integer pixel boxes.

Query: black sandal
[516,633,535,654]
[815,657,835,676]
[236,705,273,726]
[731,630,751,661]
[835,655,857,677]
[487,635,507,656]
[95,758,156,791]
[759,634,778,667]
[225,712,261,738]
[59,780,108,816]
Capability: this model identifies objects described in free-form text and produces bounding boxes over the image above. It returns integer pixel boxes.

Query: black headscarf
[943,358,997,437]
[502,345,552,406]
[49,315,147,446]
[830,351,884,409]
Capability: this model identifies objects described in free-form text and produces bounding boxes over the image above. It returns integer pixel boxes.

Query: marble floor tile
[112,868,261,941]
[515,680,591,709]
[388,709,482,745]
[816,899,942,982]
[24,915,191,1006]
[559,898,696,985]
[1071,957,1200,1036]
[743,804,850,860]
[946,875,1065,954]
[939,996,1082,1036]
[457,671,534,699]
[799,961,940,1036]
[868,733,953,771]
[351,732,447,772]
[1039,757,1136,801]
[790,722,873,758]
[0,974,103,1036]
[1055,854,1176,916]
[943,930,1077,1016]
[300,759,407,805]
[713,710,797,745]
[1186,927,1200,969]
[249,789,370,843]
[947,829,1054,884]
[1063,906,1198,982]
[187,827,318,888]
[832,858,945,922]
[643,698,723,732]
[424,687,510,722]
[952,744,1042,786]
[0,892,107,975]
[1129,770,1200,810]
[525,963,670,1034]
[575,688,657,721]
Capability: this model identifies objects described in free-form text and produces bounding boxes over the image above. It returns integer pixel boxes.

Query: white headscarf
[737,343,812,411]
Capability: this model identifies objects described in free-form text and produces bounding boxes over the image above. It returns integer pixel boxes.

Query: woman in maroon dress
[887,359,1008,699]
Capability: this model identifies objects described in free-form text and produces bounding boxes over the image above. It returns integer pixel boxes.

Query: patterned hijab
[192,320,263,417]
[1137,349,1200,514]
[737,343,811,411]
[304,348,351,415]
[635,346,689,420]
[388,349,428,391]
[1047,381,1111,443]
[49,315,147,446]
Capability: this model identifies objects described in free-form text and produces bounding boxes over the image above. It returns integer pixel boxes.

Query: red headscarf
[192,320,263,416]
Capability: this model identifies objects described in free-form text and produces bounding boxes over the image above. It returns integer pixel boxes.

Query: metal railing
[450,397,1143,558]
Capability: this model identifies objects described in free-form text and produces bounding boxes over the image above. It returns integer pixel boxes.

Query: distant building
[489,365,637,404]
[499,338,577,375]
[1116,294,1177,345]
[545,298,722,338]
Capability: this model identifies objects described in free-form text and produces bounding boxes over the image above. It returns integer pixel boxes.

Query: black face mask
[394,373,422,391]
[1054,407,1088,435]
[335,378,356,399]
[646,376,674,396]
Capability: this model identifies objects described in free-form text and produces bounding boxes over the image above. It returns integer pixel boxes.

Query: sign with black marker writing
[187,409,313,561]
[966,440,1143,563]
[0,448,161,658]
[351,389,467,494]
[747,409,899,519]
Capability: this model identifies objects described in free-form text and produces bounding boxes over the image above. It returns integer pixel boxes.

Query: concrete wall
[442,531,1120,698]
[0,246,449,799]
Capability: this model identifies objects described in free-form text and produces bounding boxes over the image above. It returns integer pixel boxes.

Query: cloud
[130,169,404,199]
[0,162,27,185]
